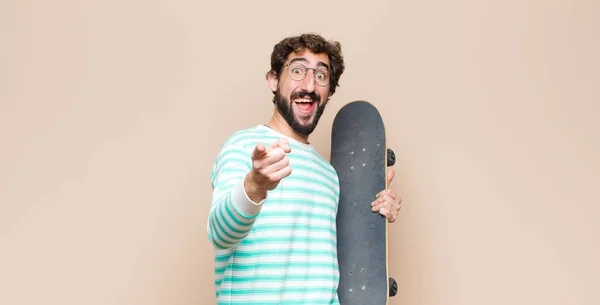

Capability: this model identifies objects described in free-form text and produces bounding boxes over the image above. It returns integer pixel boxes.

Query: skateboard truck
[389,277,398,297]
[387,148,396,166]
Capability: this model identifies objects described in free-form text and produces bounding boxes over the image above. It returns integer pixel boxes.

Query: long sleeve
[208,143,266,249]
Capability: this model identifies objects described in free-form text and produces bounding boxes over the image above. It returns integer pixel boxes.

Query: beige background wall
[1,1,598,304]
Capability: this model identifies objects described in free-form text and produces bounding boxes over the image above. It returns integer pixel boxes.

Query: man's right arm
[208,139,291,249]
[208,143,263,250]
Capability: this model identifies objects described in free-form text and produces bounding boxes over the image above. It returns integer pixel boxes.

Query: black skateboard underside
[331,101,388,304]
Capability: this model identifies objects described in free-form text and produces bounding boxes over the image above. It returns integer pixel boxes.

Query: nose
[300,70,316,92]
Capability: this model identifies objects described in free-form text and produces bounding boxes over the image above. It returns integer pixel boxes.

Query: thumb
[275,138,291,153]
[387,167,396,186]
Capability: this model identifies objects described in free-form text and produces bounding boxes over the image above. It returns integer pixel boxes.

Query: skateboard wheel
[387,148,396,166]
[389,277,398,297]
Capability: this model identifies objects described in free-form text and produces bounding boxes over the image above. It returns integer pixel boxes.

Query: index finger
[252,143,269,159]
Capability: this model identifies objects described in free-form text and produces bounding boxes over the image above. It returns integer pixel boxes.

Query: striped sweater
[208,125,341,304]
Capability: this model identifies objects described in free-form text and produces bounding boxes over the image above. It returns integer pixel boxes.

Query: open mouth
[293,97,316,113]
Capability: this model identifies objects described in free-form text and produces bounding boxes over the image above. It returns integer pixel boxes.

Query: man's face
[268,50,331,136]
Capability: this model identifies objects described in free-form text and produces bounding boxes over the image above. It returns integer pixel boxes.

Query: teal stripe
[285,172,337,190]
[276,185,337,201]
[252,211,336,223]
[215,265,227,273]
[222,273,336,283]
[221,197,255,230]
[228,248,334,258]
[258,210,335,221]
[220,301,332,305]
[227,261,336,271]
[219,197,247,227]
[290,155,336,172]
[289,164,338,185]
[217,150,250,166]
[209,216,230,249]
[215,254,231,263]
[219,286,334,296]
[291,158,337,178]
[228,132,274,144]
[229,133,284,147]
[283,175,338,194]
[288,153,337,173]
[212,208,248,246]
[252,223,335,234]
[214,206,244,239]
[225,196,257,227]
[262,199,336,213]
[239,235,334,246]
[216,206,247,239]
[219,201,248,234]
[218,168,247,175]
[219,142,248,153]
[274,185,336,199]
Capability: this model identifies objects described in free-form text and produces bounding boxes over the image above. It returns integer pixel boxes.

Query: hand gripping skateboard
[330,101,398,304]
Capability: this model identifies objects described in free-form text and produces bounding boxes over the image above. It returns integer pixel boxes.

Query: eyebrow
[289,57,330,70]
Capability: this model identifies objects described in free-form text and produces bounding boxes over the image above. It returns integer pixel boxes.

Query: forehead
[286,49,330,67]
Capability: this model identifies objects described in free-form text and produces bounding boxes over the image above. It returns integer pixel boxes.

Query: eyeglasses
[283,62,330,87]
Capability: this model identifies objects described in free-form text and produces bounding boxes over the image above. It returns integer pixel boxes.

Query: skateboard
[330,100,397,304]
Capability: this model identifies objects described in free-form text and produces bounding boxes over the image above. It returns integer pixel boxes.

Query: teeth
[294,99,312,103]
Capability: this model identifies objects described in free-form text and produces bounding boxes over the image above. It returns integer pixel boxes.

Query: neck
[267,110,310,144]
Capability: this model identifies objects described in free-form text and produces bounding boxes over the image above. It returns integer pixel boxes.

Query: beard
[273,89,328,136]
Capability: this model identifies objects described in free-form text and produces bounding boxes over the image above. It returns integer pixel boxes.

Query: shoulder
[218,126,264,150]
[215,125,281,158]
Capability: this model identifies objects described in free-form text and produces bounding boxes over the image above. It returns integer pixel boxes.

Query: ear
[266,71,279,92]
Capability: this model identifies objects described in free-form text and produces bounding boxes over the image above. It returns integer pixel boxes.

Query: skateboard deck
[330,101,397,304]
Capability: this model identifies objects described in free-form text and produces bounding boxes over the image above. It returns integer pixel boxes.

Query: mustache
[290,91,320,103]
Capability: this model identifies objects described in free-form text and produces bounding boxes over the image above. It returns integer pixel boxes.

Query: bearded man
[208,33,403,305]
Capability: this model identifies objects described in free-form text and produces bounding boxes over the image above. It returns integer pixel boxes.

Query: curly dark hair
[268,33,345,96]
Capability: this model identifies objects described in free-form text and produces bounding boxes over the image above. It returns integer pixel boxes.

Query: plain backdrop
[1,1,599,304]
